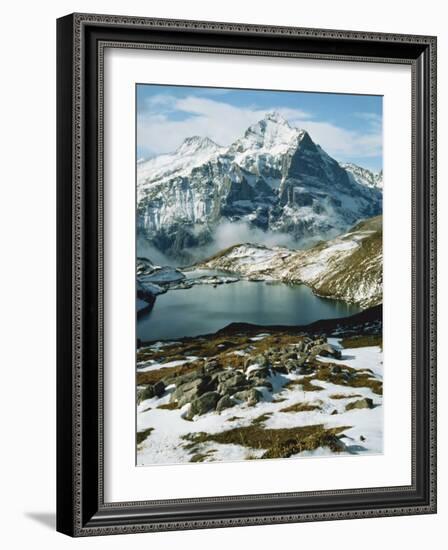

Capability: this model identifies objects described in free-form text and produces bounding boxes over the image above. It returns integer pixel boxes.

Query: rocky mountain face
[342,163,383,190]
[137,112,382,260]
[195,215,382,309]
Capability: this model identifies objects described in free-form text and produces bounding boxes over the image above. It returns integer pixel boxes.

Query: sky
[136,84,383,172]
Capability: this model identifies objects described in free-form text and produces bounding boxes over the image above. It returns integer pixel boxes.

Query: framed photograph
[57,13,437,536]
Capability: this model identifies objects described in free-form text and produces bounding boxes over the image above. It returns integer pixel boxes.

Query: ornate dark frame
[56,13,437,537]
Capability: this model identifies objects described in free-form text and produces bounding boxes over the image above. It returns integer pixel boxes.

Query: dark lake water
[137,278,361,341]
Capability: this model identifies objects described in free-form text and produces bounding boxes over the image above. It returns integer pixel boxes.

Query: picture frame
[56,12,437,536]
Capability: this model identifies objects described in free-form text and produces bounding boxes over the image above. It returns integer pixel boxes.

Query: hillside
[195,216,382,309]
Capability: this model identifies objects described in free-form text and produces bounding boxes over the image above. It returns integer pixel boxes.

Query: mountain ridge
[137,112,382,260]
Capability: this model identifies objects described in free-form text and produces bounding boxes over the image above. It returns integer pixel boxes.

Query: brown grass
[280,401,321,413]
[137,361,203,385]
[285,377,324,392]
[157,402,179,410]
[251,413,272,425]
[182,424,350,459]
[329,393,363,400]
[189,450,216,463]
[136,427,154,445]
[341,334,383,349]
[312,361,383,395]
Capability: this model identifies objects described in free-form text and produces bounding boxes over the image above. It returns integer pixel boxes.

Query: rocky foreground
[136,308,383,465]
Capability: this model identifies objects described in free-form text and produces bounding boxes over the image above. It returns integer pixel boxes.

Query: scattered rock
[216,395,235,413]
[233,388,262,406]
[246,366,270,379]
[164,370,200,387]
[254,355,269,368]
[204,360,220,374]
[250,378,273,391]
[138,381,165,402]
[345,397,374,411]
[285,360,298,373]
[312,343,342,359]
[171,376,214,407]
[216,372,248,395]
[186,391,221,419]
[272,365,288,374]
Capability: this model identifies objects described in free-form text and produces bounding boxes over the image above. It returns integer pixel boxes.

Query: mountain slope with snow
[342,163,383,190]
[137,112,382,260]
[195,215,382,309]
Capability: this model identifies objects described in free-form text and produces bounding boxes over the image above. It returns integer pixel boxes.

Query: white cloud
[288,117,382,159]
[137,96,381,163]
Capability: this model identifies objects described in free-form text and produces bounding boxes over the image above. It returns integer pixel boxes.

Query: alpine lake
[137,272,362,342]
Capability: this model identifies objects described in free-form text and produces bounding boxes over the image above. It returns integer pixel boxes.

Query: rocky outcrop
[138,335,344,420]
[345,397,375,411]
[136,257,186,315]
[137,381,165,403]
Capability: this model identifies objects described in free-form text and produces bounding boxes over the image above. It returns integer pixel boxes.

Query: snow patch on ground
[137,342,383,466]
[137,356,199,373]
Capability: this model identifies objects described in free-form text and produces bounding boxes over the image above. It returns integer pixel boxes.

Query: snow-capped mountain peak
[230,111,303,156]
[264,111,289,124]
[342,163,383,189]
[137,136,224,195]
[137,115,383,260]
[176,135,221,155]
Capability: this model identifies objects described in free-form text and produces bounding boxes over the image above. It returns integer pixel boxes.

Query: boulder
[217,372,248,395]
[138,381,165,402]
[345,398,374,411]
[252,355,269,368]
[250,378,273,391]
[233,388,262,406]
[203,360,221,374]
[185,391,221,419]
[153,381,166,397]
[303,342,312,353]
[296,340,305,352]
[312,343,342,359]
[164,369,200,387]
[246,366,270,379]
[271,364,288,374]
[285,360,298,373]
[170,376,214,406]
[216,395,235,413]
[217,370,245,383]
[327,435,346,452]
